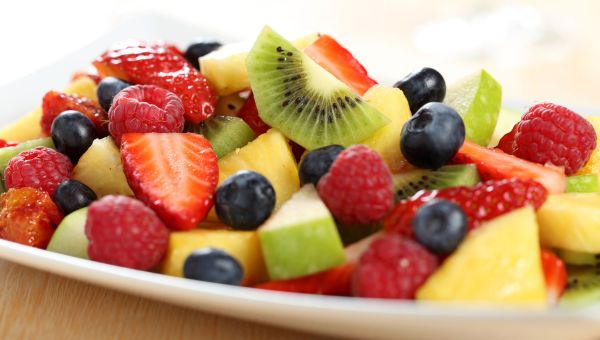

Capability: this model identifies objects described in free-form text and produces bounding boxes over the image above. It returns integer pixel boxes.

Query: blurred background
[1,0,599,109]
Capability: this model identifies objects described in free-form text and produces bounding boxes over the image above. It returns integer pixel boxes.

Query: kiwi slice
[393,164,480,201]
[246,26,389,150]
[556,249,600,267]
[0,137,55,193]
[560,266,600,306]
[186,115,255,158]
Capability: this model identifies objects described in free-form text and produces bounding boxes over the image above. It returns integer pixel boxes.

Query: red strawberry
[384,179,548,237]
[453,140,566,194]
[120,133,218,230]
[0,139,18,148]
[541,249,567,305]
[41,90,108,136]
[93,41,216,124]
[237,94,270,135]
[496,124,517,154]
[305,35,377,95]
[71,65,101,84]
[254,262,356,296]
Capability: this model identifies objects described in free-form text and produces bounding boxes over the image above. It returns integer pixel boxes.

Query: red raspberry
[317,145,393,224]
[353,234,438,299]
[4,147,73,195]
[503,103,596,175]
[0,187,63,248]
[385,179,547,237]
[85,195,169,270]
[496,124,517,154]
[41,90,108,136]
[108,85,184,144]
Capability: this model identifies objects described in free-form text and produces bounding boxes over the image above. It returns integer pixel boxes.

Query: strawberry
[71,65,101,84]
[120,133,219,230]
[237,94,270,135]
[93,40,216,124]
[304,34,377,95]
[541,249,567,305]
[41,90,108,136]
[453,140,566,194]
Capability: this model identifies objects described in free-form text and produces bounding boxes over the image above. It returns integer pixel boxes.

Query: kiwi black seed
[560,266,600,306]
[186,115,255,158]
[392,164,480,201]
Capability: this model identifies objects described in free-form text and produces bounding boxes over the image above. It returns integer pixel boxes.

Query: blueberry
[183,248,243,285]
[298,145,344,186]
[215,170,276,230]
[184,40,222,70]
[97,77,132,112]
[400,102,465,169]
[394,67,446,114]
[412,199,467,255]
[51,110,97,163]
[53,179,97,214]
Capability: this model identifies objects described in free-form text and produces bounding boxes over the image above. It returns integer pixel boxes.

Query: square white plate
[0,12,599,340]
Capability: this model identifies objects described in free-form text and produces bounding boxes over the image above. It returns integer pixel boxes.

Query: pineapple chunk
[0,76,98,142]
[72,137,133,197]
[417,207,547,306]
[575,117,600,176]
[361,85,412,172]
[537,193,600,253]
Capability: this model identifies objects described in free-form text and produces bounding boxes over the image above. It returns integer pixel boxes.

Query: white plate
[1,12,600,340]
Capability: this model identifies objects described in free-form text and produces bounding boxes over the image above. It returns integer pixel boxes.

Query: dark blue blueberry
[51,110,96,163]
[412,199,467,255]
[298,145,344,186]
[400,102,465,170]
[53,179,97,215]
[394,67,446,114]
[97,77,132,112]
[183,248,243,285]
[184,40,222,70]
[215,170,275,230]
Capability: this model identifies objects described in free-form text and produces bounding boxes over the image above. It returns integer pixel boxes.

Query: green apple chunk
[47,208,89,259]
[567,174,600,193]
[258,185,346,280]
[445,69,502,146]
[489,107,521,147]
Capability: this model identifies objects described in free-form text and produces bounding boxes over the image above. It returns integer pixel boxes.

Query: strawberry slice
[237,94,270,135]
[453,140,566,194]
[304,34,377,95]
[541,249,567,305]
[41,90,108,136]
[120,133,218,230]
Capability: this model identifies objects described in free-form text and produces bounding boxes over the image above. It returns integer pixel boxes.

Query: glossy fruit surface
[394,67,446,114]
[183,247,244,285]
[412,199,467,255]
[97,76,132,111]
[51,110,96,163]
[298,145,344,186]
[53,179,97,215]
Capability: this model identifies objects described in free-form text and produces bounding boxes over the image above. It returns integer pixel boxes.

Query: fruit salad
[1,26,599,308]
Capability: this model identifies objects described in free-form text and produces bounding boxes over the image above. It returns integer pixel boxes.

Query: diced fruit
[237,94,270,135]
[416,207,547,306]
[72,137,133,197]
[304,34,377,95]
[246,26,389,150]
[412,200,467,256]
[555,249,600,266]
[400,102,465,170]
[361,85,412,172]
[541,249,567,305]
[392,164,480,201]
[161,229,267,286]
[183,248,244,285]
[42,90,108,136]
[96,77,132,112]
[258,185,346,280]
[560,266,600,306]
[184,40,222,69]
[120,133,219,230]
[566,174,599,193]
[576,116,600,176]
[214,93,246,116]
[215,171,275,230]
[4,147,72,195]
[453,140,566,194]
[0,138,54,176]
[393,67,446,114]
[298,144,344,186]
[46,208,89,259]
[51,110,97,163]
[444,69,502,146]
[53,180,97,215]
[71,66,101,85]
[0,187,63,248]
[0,76,98,142]
[537,193,600,253]
[186,115,255,158]
[490,107,521,147]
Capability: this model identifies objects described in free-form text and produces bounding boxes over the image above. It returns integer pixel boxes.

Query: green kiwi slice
[245,26,389,150]
[556,249,600,267]
[186,115,255,158]
[393,164,480,201]
[560,266,600,306]
[0,137,55,193]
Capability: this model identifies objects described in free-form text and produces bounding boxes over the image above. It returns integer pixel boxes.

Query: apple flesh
[46,208,89,259]
[258,185,346,280]
[566,174,599,193]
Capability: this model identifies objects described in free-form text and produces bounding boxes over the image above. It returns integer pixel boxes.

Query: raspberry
[85,195,169,270]
[41,90,108,136]
[4,147,73,195]
[0,187,63,248]
[496,124,516,154]
[317,145,393,224]
[108,85,184,144]
[507,103,596,175]
[353,234,438,299]
[384,179,547,237]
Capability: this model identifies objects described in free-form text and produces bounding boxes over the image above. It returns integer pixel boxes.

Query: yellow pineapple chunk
[575,117,600,176]
[537,193,600,253]
[361,85,412,172]
[417,207,547,306]
[0,76,98,142]
[214,93,246,116]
